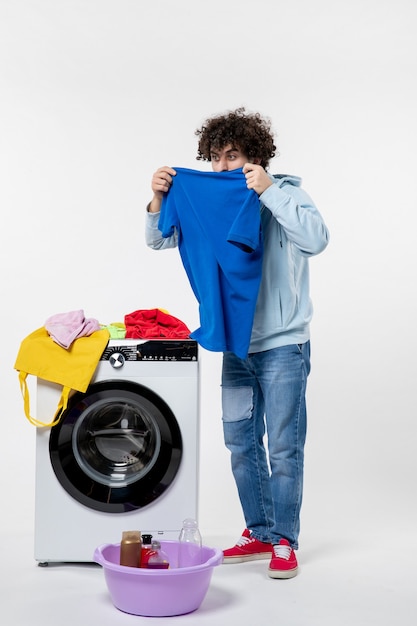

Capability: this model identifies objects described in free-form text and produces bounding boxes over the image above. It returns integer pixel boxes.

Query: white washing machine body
[34,338,199,564]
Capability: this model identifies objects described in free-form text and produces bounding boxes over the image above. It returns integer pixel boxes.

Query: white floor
[4,523,417,626]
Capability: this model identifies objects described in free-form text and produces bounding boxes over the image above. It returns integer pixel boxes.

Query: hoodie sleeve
[259,181,329,256]
[145,210,178,250]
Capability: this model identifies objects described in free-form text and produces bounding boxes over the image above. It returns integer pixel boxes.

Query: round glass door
[49,380,182,513]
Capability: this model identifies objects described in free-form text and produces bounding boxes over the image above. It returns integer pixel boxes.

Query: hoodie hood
[271,173,302,187]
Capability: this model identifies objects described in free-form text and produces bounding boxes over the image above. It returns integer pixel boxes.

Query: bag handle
[18,371,70,428]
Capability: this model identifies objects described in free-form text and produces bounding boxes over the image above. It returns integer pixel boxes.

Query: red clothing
[124,309,191,339]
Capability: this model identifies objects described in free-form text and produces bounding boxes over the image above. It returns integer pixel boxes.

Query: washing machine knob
[109,352,125,369]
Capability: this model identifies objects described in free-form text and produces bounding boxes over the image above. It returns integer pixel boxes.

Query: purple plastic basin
[94,540,223,617]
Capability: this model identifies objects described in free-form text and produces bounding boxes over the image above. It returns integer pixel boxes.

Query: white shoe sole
[223,553,272,564]
[268,566,298,579]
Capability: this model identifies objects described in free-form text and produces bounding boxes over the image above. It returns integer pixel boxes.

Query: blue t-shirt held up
[159,167,263,359]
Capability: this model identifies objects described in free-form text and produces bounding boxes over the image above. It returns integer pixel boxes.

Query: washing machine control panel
[101,340,198,365]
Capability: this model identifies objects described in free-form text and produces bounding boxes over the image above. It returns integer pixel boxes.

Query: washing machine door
[49,380,182,513]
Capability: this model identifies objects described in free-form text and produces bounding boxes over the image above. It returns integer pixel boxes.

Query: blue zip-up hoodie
[145,173,329,354]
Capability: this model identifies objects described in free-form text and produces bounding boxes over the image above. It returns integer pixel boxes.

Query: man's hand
[148,166,177,213]
[243,163,273,196]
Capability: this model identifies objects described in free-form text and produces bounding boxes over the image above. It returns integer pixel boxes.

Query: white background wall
[1,0,416,548]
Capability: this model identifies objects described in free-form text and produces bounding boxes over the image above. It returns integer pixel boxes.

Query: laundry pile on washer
[14,307,192,428]
[41,307,191,344]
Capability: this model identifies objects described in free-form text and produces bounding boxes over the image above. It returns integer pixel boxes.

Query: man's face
[210,144,249,172]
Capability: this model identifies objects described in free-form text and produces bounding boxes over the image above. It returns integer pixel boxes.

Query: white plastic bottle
[178,518,202,567]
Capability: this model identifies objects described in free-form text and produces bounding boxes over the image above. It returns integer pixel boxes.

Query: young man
[145,108,329,579]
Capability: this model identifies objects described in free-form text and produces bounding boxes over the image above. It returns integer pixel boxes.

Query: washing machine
[34,338,199,564]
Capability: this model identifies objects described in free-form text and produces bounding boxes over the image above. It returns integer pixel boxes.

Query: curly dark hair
[195,107,277,169]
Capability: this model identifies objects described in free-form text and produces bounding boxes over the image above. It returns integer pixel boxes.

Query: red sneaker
[223,529,273,563]
[268,538,298,579]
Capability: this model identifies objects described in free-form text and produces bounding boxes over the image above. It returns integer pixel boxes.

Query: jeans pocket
[221,386,253,422]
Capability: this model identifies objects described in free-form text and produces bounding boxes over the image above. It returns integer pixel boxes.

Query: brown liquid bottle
[120,531,142,567]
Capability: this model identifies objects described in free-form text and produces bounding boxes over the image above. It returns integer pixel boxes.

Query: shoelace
[272,543,292,560]
[236,534,254,547]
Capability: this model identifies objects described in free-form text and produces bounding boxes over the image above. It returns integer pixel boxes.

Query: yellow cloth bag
[14,327,110,427]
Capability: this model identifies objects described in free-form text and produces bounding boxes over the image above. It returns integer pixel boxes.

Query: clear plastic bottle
[146,540,170,569]
[178,518,202,567]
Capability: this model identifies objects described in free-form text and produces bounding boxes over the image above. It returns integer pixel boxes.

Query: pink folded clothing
[124,309,191,339]
[45,310,101,349]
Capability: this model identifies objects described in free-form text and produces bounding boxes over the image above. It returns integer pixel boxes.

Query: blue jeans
[221,342,311,549]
